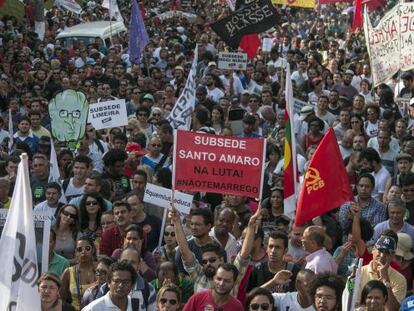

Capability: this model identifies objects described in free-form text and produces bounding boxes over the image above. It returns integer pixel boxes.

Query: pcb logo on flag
[305,167,325,194]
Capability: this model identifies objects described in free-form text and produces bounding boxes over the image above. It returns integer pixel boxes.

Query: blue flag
[128,0,149,64]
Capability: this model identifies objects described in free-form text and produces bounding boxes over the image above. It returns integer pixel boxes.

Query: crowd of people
[2,0,414,310]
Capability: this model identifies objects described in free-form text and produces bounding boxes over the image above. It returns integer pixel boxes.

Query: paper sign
[88,99,128,130]
[262,38,273,52]
[218,52,248,70]
[144,183,193,215]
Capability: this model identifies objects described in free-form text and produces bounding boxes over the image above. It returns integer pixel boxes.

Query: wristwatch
[383,281,391,289]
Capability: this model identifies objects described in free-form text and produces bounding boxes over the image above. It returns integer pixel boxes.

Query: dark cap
[243,114,257,125]
[375,235,396,253]
[396,153,413,162]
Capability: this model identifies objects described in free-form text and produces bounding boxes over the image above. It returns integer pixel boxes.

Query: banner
[167,45,199,130]
[364,3,414,86]
[143,183,193,215]
[0,155,41,310]
[0,210,51,273]
[272,0,315,8]
[55,0,82,14]
[211,0,279,48]
[173,130,266,198]
[88,99,128,130]
[218,52,248,70]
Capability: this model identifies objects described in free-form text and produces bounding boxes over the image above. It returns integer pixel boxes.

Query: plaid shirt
[339,196,386,230]
[183,252,249,295]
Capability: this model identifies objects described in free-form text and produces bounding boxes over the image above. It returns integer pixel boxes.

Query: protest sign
[364,3,414,86]
[211,0,279,48]
[218,52,248,70]
[262,37,273,52]
[88,99,128,130]
[0,210,51,274]
[173,130,266,198]
[272,0,315,8]
[293,97,308,115]
[143,183,193,215]
[55,0,82,14]
[167,45,199,130]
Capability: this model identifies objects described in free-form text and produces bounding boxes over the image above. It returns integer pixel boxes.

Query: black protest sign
[211,0,279,48]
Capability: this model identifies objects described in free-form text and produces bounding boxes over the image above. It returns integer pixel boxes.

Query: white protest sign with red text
[173,130,266,198]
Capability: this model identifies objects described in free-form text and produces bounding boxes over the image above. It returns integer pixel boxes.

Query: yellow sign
[305,167,325,194]
[272,0,315,8]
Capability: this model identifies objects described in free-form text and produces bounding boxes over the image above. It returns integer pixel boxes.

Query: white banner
[0,155,41,311]
[143,183,193,215]
[167,44,199,130]
[102,0,124,22]
[262,37,273,53]
[55,0,82,14]
[218,52,248,70]
[364,3,414,86]
[88,99,128,130]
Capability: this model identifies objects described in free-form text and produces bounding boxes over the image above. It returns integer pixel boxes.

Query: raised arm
[169,205,193,262]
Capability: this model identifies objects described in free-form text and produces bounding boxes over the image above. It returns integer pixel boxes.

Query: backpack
[94,139,105,154]
[130,281,150,311]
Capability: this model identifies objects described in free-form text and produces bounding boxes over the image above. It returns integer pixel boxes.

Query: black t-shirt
[136,213,162,252]
[246,261,300,294]
[30,175,49,204]
[101,172,131,201]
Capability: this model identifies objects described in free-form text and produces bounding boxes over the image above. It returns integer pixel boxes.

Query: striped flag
[283,65,298,219]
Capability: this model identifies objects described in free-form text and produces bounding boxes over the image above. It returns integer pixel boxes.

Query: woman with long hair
[153,223,178,264]
[54,204,80,261]
[156,284,181,311]
[60,237,96,310]
[357,280,387,311]
[79,192,104,241]
[211,105,225,135]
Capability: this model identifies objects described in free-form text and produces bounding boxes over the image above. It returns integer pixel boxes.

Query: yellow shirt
[2,197,11,209]
[356,261,407,309]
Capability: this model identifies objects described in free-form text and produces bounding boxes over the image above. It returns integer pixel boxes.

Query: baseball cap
[208,61,217,67]
[344,69,354,76]
[125,143,146,157]
[299,105,314,121]
[401,295,414,311]
[375,235,396,253]
[143,94,154,102]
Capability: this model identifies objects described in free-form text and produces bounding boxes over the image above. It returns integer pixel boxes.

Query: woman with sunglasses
[54,204,80,262]
[60,237,96,310]
[245,287,274,311]
[153,224,178,265]
[111,224,157,282]
[157,284,181,311]
[79,192,104,242]
[38,272,76,311]
[81,256,114,309]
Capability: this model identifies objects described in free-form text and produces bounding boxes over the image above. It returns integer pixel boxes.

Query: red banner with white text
[173,130,266,198]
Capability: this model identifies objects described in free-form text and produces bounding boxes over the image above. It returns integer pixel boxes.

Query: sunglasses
[62,210,77,220]
[201,257,217,265]
[250,303,270,310]
[164,231,175,237]
[76,245,92,252]
[159,298,177,305]
[86,201,98,206]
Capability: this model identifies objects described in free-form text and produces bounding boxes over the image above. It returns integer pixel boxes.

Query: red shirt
[183,290,243,311]
[99,225,123,256]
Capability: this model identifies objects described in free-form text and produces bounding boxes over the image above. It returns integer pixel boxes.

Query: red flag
[295,129,352,226]
[240,34,260,60]
[352,0,363,31]
[319,0,352,3]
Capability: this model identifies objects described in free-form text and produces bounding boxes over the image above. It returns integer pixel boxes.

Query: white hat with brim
[395,233,414,261]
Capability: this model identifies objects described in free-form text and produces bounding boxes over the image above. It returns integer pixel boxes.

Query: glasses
[96,269,108,276]
[250,303,270,310]
[62,210,77,220]
[86,201,98,206]
[315,294,336,301]
[201,257,217,265]
[76,245,92,252]
[164,231,175,237]
[160,298,177,305]
[111,278,132,286]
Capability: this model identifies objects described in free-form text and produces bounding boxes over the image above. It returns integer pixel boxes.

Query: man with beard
[384,153,412,197]
[353,135,367,151]
[205,73,225,103]
[170,205,258,294]
[182,264,243,311]
[102,149,131,201]
[332,69,359,102]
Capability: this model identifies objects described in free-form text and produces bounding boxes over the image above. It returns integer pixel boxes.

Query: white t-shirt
[273,292,316,311]
[373,166,391,201]
[64,178,85,201]
[219,74,244,96]
[207,87,225,103]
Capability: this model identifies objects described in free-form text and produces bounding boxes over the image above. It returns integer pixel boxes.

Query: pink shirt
[305,247,338,274]
[183,290,243,311]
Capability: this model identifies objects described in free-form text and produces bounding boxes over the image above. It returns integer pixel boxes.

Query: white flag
[103,0,124,22]
[8,109,13,153]
[49,139,67,204]
[167,44,199,130]
[0,154,41,311]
